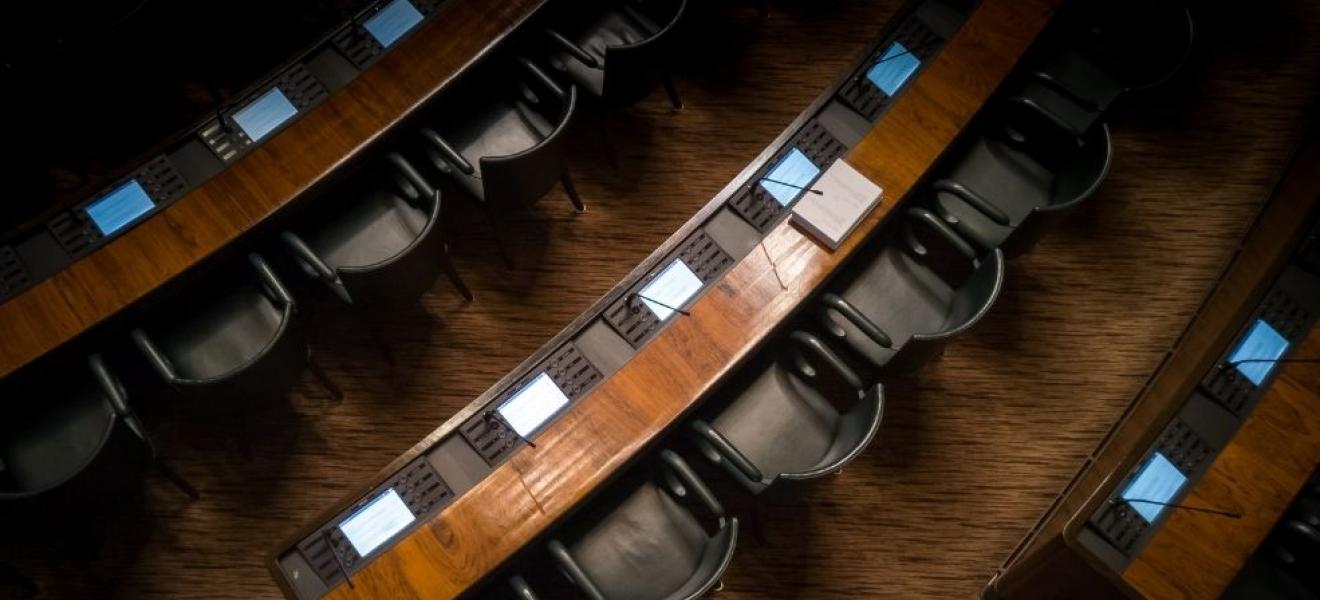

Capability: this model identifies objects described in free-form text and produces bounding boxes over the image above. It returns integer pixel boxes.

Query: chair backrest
[1001,122,1113,257]
[480,82,579,210]
[132,254,308,406]
[336,157,449,308]
[600,0,688,107]
[0,356,138,502]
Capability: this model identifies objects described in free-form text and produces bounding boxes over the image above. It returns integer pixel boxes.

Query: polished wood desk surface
[1124,323,1320,599]
[0,0,547,381]
[310,0,1061,597]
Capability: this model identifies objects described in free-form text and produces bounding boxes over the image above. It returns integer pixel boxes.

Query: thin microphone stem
[323,529,355,588]
[759,177,823,195]
[1115,498,1242,519]
[1226,357,1320,367]
[631,293,691,317]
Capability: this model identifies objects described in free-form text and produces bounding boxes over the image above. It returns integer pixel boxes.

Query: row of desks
[0,0,548,381]
[269,0,1065,597]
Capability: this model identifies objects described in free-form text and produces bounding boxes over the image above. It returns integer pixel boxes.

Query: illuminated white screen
[498,372,570,438]
[339,489,414,556]
[1120,452,1187,523]
[232,88,298,142]
[364,0,424,48]
[867,41,920,96]
[1227,319,1290,386]
[760,148,821,206]
[86,179,153,235]
[638,259,702,321]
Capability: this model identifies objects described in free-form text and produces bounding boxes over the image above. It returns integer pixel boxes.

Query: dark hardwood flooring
[4,1,1320,598]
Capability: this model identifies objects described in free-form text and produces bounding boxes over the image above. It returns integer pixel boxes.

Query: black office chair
[690,331,884,497]
[814,208,1005,374]
[418,57,582,255]
[0,355,196,504]
[928,115,1113,257]
[131,253,340,407]
[1024,0,1195,125]
[281,152,472,306]
[544,0,688,110]
[547,450,737,600]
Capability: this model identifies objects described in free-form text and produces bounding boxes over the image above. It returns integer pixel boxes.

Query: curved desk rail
[269,0,1063,598]
[0,0,550,381]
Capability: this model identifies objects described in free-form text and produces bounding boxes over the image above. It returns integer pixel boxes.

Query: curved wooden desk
[0,0,547,381]
[271,0,1062,597]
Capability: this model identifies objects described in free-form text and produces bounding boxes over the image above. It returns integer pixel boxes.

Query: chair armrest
[818,294,892,351]
[548,540,607,600]
[933,179,1011,226]
[90,354,155,453]
[790,330,865,390]
[1005,95,1083,141]
[690,420,763,484]
[658,449,726,521]
[507,575,539,600]
[517,57,568,103]
[544,29,600,69]
[280,232,336,283]
[906,207,978,262]
[131,328,178,383]
[248,253,294,309]
[419,128,475,175]
[386,151,436,201]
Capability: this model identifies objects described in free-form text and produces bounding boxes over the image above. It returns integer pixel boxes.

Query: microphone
[1224,357,1320,369]
[856,39,938,83]
[1113,497,1242,519]
[758,177,823,196]
[629,292,691,317]
[486,409,535,449]
[323,529,355,588]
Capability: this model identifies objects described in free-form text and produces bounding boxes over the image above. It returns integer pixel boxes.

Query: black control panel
[604,230,735,348]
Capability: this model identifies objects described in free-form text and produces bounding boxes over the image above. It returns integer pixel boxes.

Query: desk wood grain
[1124,326,1320,599]
[0,0,547,380]
[321,0,1060,597]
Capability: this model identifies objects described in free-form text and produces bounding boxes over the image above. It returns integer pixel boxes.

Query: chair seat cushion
[156,283,287,381]
[569,482,709,600]
[0,387,115,495]
[712,364,841,481]
[307,192,428,270]
[832,246,958,367]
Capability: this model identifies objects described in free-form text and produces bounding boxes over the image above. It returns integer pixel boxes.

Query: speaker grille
[730,118,847,232]
[839,15,943,121]
[48,211,99,256]
[138,155,188,204]
[0,246,29,298]
[278,64,330,110]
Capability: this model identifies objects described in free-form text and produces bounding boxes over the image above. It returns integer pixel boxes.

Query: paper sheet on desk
[790,159,883,250]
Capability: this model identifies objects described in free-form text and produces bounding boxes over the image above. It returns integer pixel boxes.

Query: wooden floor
[5,1,1320,598]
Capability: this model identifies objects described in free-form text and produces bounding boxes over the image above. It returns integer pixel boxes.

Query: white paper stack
[790,159,884,250]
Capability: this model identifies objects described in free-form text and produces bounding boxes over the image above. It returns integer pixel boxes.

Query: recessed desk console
[269,0,1066,597]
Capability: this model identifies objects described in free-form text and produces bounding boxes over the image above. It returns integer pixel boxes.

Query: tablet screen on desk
[1227,319,1290,386]
[498,372,571,438]
[86,179,154,236]
[232,88,298,142]
[760,148,820,206]
[638,259,702,321]
[339,488,415,556]
[364,0,424,48]
[1120,452,1187,523]
[867,41,921,96]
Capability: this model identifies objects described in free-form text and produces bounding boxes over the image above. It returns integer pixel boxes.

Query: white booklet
[790,158,884,249]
